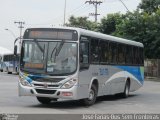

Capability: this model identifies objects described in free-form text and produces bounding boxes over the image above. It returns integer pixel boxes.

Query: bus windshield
[21,40,77,75]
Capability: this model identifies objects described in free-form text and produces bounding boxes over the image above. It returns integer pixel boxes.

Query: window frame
[79,36,90,70]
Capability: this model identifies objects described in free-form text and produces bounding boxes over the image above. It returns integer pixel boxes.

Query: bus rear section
[2,54,19,74]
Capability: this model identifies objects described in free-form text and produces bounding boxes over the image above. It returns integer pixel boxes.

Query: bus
[0,54,3,72]
[17,27,144,106]
[0,53,19,74]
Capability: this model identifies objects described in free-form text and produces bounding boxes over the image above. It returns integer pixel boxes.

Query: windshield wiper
[33,39,44,53]
[55,40,64,56]
[50,41,64,63]
[50,42,59,61]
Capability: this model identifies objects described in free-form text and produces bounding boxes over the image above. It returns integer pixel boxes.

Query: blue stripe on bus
[115,66,144,84]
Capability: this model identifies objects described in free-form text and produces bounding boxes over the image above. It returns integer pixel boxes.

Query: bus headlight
[61,78,78,89]
[19,76,32,87]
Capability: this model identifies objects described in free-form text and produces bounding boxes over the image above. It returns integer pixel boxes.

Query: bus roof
[25,27,144,47]
[78,28,144,47]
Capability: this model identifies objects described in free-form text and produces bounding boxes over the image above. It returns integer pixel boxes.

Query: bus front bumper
[18,82,78,100]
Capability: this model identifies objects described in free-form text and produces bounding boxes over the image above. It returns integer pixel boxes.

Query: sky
[0,0,141,51]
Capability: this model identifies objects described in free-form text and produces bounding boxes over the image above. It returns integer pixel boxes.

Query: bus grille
[35,89,56,94]
[33,83,59,88]
[33,78,64,83]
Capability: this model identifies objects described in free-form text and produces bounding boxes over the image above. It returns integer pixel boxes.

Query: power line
[85,0,103,22]
[67,3,86,15]
[27,1,100,26]
[118,0,130,12]
[70,4,92,17]
[26,3,87,26]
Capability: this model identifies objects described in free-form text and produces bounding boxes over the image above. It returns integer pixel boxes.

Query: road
[0,72,160,114]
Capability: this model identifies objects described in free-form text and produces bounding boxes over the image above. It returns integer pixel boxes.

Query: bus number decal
[99,68,108,76]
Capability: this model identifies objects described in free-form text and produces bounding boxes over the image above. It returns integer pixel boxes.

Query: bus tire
[81,84,97,106]
[0,70,3,72]
[36,97,52,104]
[6,68,11,74]
[121,80,130,98]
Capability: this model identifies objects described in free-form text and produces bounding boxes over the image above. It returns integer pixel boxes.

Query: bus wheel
[81,84,97,106]
[36,97,52,104]
[121,80,130,98]
[8,72,12,74]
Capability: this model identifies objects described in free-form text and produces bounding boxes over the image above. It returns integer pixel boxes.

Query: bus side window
[80,37,89,70]
[91,39,99,64]
[133,47,139,65]
[109,42,117,64]
[99,40,108,64]
[139,48,144,65]
[118,44,125,64]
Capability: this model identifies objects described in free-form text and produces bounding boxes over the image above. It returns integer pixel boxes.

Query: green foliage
[113,10,160,58]
[66,0,160,58]
[112,0,160,59]
[98,13,124,34]
[138,0,160,14]
[66,16,98,31]
[100,0,160,58]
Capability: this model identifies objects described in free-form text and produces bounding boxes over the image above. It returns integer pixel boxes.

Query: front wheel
[8,72,12,74]
[36,97,52,104]
[81,84,97,106]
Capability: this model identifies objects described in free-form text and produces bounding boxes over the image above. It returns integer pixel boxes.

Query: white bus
[17,27,144,106]
[0,54,3,72]
[0,53,19,74]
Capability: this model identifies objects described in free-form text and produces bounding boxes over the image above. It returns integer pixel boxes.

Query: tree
[113,10,160,58]
[138,0,160,14]
[66,16,98,31]
[98,13,124,34]
[66,0,160,59]
[113,11,145,42]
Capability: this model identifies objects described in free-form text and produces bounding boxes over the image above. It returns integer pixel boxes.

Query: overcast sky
[0,0,141,51]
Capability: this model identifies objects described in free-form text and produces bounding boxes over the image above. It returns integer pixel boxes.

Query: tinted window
[118,44,125,64]
[109,42,117,64]
[91,39,99,63]
[99,40,108,64]
[133,47,139,65]
[139,47,144,65]
[80,37,89,64]
[126,45,133,64]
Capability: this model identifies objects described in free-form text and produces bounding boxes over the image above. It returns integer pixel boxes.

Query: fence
[144,59,160,77]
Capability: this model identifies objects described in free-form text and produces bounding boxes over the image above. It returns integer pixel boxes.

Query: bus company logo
[44,83,48,88]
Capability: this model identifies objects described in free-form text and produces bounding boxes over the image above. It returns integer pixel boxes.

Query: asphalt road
[0,72,160,114]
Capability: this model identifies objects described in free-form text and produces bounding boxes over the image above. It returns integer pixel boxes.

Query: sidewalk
[145,77,160,82]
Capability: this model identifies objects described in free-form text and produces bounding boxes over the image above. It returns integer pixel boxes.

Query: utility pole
[63,0,67,26]
[14,21,25,43]
[85,0,102,22]
[14,21,25,53]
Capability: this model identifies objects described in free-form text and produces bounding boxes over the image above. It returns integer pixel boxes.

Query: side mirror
[14,45,17,55]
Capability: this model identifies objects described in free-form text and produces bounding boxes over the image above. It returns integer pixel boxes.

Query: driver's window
[80,37,89,69]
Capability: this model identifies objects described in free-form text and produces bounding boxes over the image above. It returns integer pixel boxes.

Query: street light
[5,28,16,39]
[5,28,20,54]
